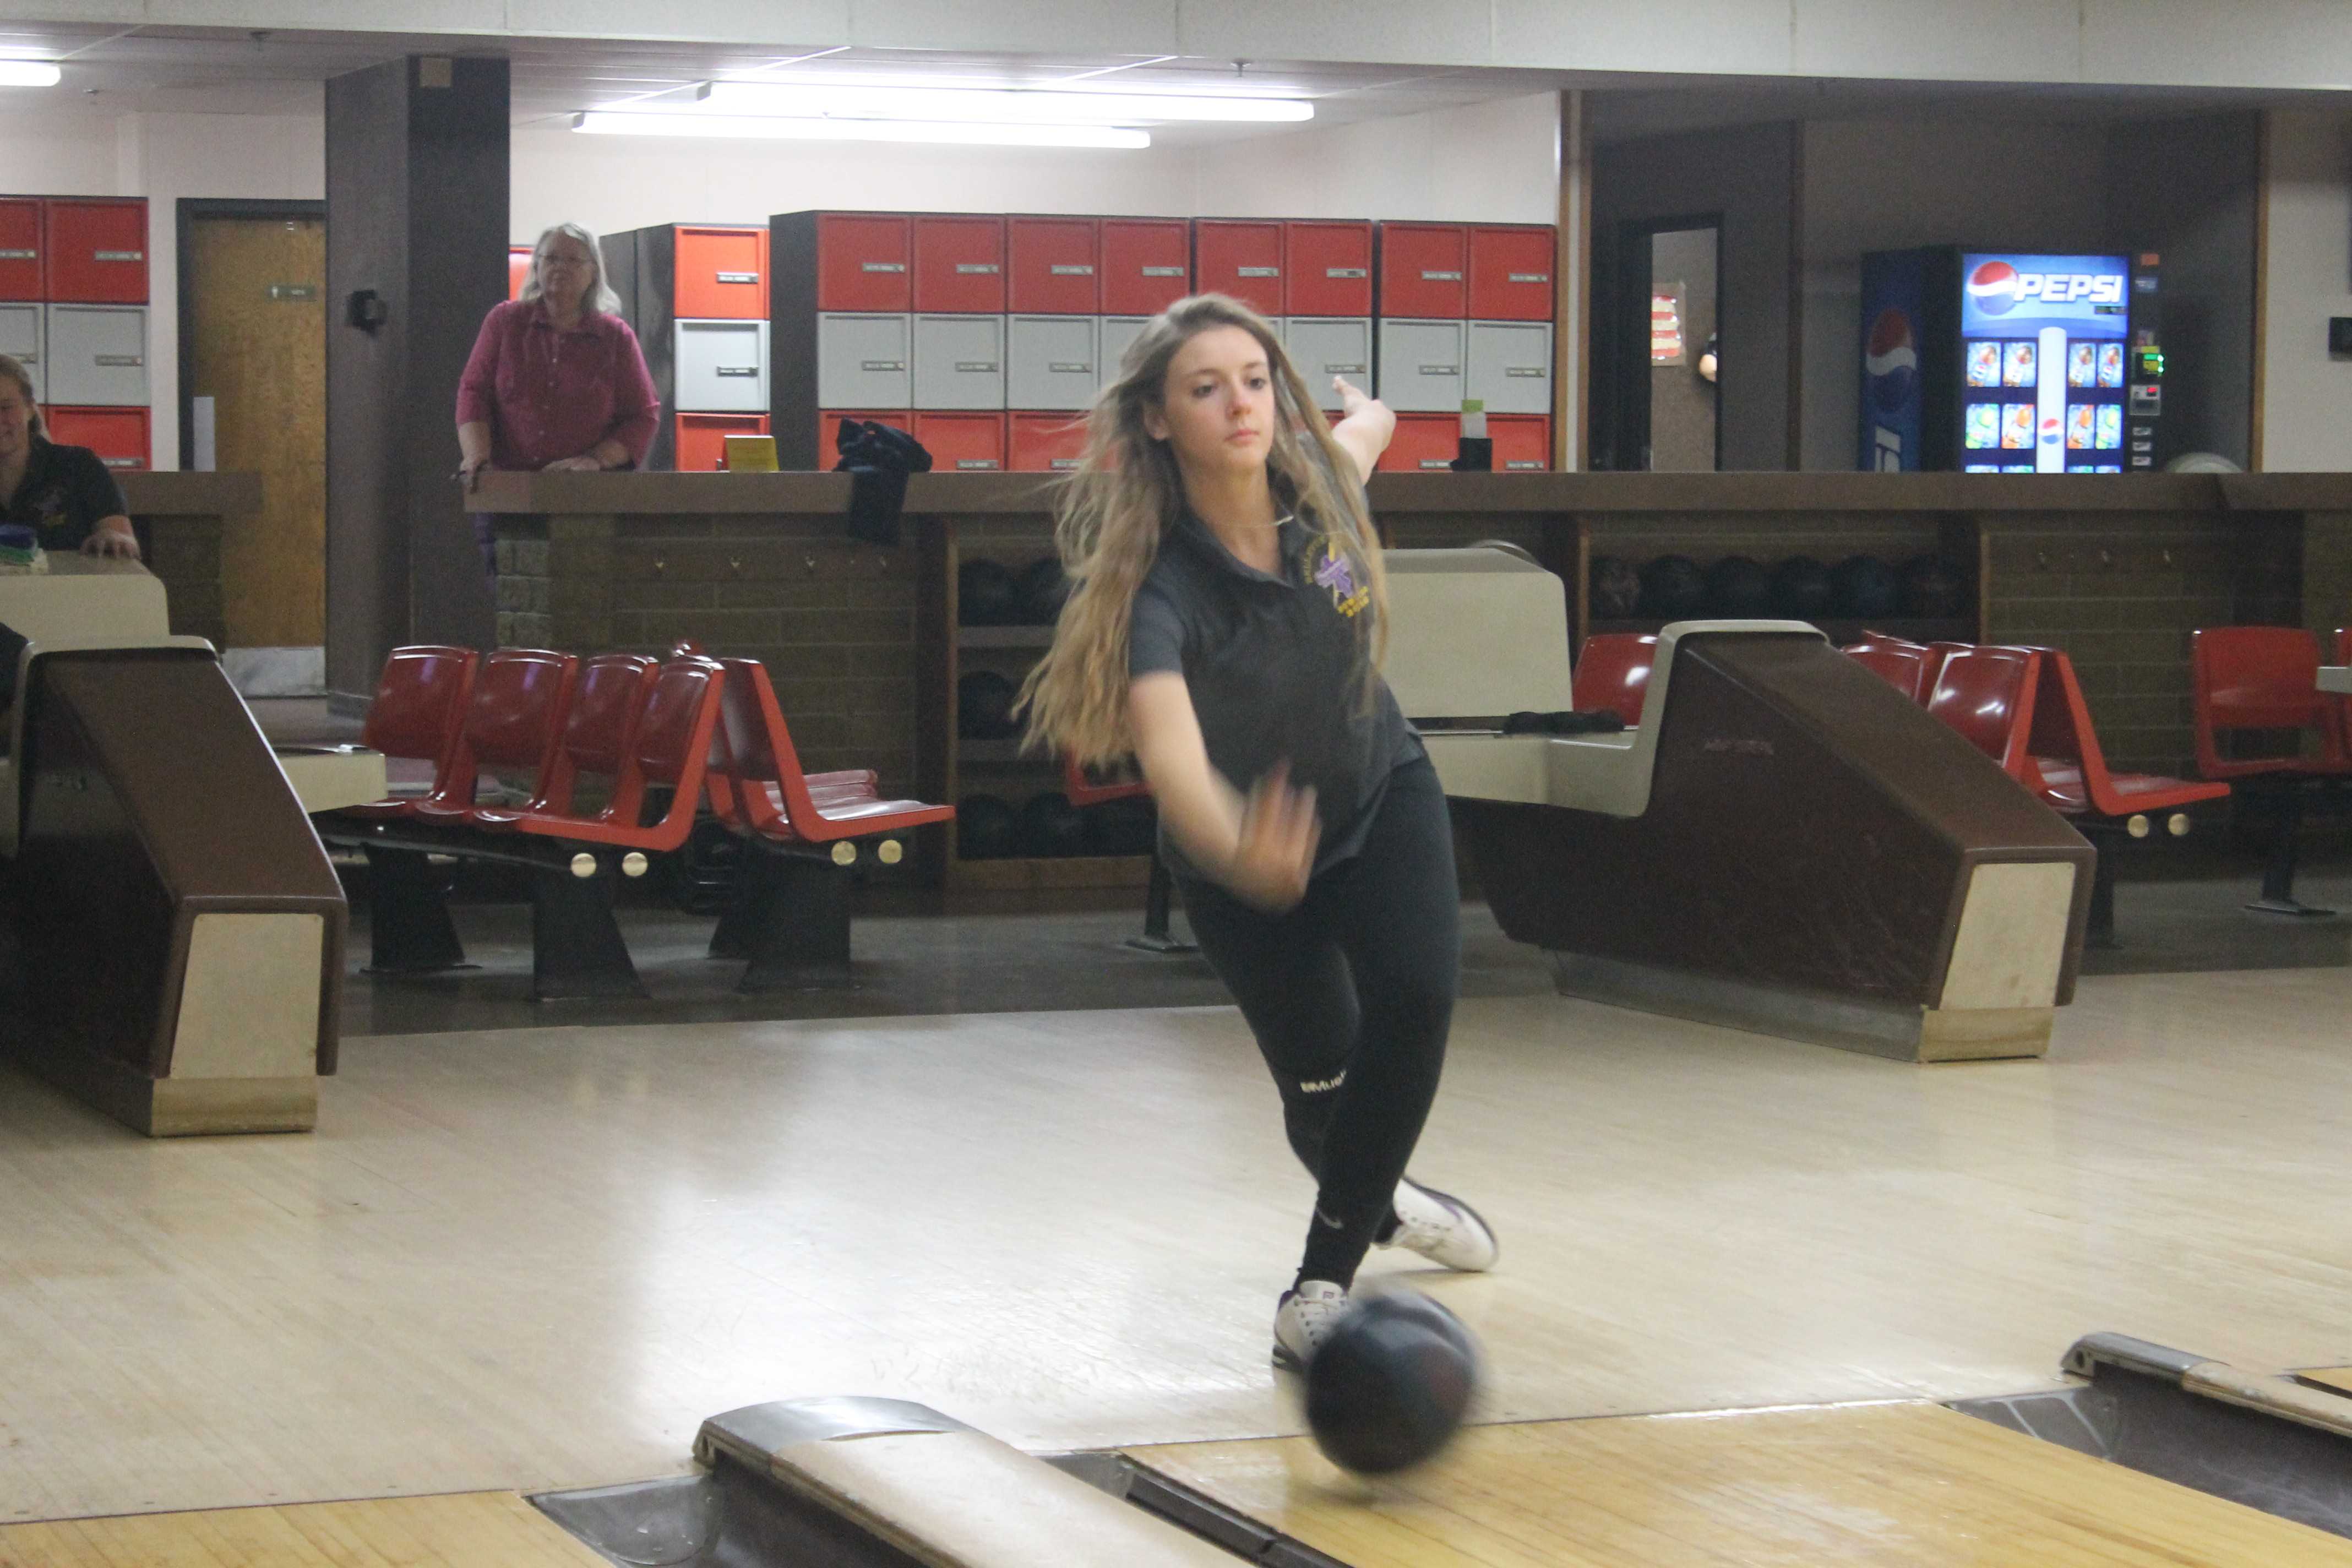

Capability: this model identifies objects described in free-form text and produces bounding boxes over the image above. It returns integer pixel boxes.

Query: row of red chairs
[323,645,951,998]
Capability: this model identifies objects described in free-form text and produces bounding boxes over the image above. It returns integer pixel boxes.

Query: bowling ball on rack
[1017,792,1090,857]
[956,670,1019,739]
[958,558,1020,625]
[1772,556,1835,619]
[1305,1289,1480,1476]
[1830,555,1901,620]
[1897,553,1968,619]
[1588,556,1642,619]
[956,795,1017,859]
[1705,555,1773,617]
[1638,554,1709,619]
[1016,557,1070,626]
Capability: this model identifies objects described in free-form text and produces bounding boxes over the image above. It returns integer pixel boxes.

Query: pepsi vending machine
[1860,249,2164,472]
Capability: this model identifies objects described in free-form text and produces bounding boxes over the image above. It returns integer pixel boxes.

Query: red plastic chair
[707,658,954,990]
[483,654,728,852]
[1573,633,1657,727]
[469,653,658,826]
[410,649,578,826]
[2017,647,2230,946]
[1061,754,1194,955]
[2190,625,2352,914]
[1843,641,1935,703]
[1924,646,2040,780]
[336,645,477,820]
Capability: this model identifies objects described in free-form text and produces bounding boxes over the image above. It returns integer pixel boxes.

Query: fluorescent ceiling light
[697,81,1311,124]
[0,60,61,88]
[574,112,1150,149]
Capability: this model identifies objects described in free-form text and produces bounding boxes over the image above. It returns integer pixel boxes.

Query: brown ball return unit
[0,558,348,1136]
[1384,546,2095,1062]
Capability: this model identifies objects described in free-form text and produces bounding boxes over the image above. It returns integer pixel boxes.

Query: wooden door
[186,214,326,647]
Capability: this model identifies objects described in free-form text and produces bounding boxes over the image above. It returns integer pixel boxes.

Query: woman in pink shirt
[456,221,659,568]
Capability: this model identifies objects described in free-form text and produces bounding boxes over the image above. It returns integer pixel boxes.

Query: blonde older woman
[455,222,658,567]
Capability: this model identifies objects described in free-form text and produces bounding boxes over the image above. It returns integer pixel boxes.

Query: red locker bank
[1376,413,1549,474]
[1099,219,1190,315]
[44,199,148,304]
[1193,220,1283,317]
[674,412,769,472]
[1378,222,1468,318]
[1283,221,1373,317]
[912,215,1005,314]
[1008,217,1099,314]
[913,411,1005,471]
[44,405,149,470]
[0,198,42,300]
[1009,411,1088,473]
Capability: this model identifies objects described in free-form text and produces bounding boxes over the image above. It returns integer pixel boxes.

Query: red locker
[816,213,911,312]
[676,412,769,472]
[1379,223,1467,319]
[1099,219,1190,315]
[674,226,769,319]
[1283,221,1373,317]
[913,411,1005,471]
[1375,413,1457,474]
[1008,217,1099,314]
[0,199,41,300]
[1468,225,1556,322]
[44,199,148,304]
[1009,412,1088,473]
[508,246,531,301]
[818,410,912,469]
[1194,220,1283,317]
[43,405,149,470]
[1489,414,1551,471]
[913,215,1006,313]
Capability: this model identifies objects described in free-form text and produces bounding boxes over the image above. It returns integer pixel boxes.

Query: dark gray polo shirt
[1129,508,1423,875]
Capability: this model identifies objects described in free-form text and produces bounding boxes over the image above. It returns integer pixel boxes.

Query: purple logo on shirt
[1315,545,1369,617]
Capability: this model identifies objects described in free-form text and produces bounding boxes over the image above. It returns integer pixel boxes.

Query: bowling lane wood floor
[1,966,2348,1528]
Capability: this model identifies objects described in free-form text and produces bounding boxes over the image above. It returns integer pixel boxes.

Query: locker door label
[1237,266,1280,277]
[715,366,759,377]
[1049,264,1096,275]
[1508,272,1550,283]
[862,262,907,273]
[955,458,999,470]
[1324,362,1366,375]
[861,360,906,371]
[94,251,144,263]
[95,354,144,367]
[1324,268,1366,279]
[1051,458,1079,469]
[1418,458,1450,470]
[1049,361,1092,374]
[102,456,138,469]
[954,361,1000,373]
[1505,366,1545,377]
[716,271,760,283]
[1419,364,1461,376]
[0,249,31,260]
[1506,459,1544,469]
[1141,265,1185,276]
[1419,270,1462,281]
[955,263,1001,274]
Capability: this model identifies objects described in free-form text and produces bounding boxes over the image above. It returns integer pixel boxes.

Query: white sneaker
[1272,1279,1350,1371]
[1381,1178,1499,1272]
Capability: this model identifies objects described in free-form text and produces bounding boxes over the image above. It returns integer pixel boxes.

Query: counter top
[469,469,2352,516]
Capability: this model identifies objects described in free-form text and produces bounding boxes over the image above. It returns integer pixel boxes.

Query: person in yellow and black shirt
[0,353,140,560]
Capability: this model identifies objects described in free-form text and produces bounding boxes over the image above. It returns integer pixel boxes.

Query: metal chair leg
[2246,785,2335,917]
[1123,853,1197,955]
[361,844,473,973]
[530,857,649,1001]
[737,850,857,992]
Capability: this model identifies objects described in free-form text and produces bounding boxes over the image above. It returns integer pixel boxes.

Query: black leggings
[1179,756,1459,1291]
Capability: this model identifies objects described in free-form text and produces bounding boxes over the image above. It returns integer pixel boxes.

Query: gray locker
[1375,319,1465,413]
[1282,318,1371,412]
[672,318,770,412]
[0,302,40,402]
[46,304,148,407]
[912,314,1005,410]
[1098,315,1147,387]
[1008,315,1097,410]
[816,313,912,409]
[1467,320,1553,415]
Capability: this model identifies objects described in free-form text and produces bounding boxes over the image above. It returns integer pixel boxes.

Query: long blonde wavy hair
[1018,295,1389,768]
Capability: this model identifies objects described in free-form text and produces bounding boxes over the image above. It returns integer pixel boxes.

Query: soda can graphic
[1965,404,2000,449]
[2001,403,2034,448]
[2068,343,2097,388]
[1965,463,2001,473]
[1966,342,2002,387]
[2003,464,2034,473]
[2067,404,2094,448]
[2097,344,2125,388]
[2003,341,2037,386]
[2095,405,2122,449]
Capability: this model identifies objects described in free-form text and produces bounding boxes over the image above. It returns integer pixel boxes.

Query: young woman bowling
[1021,295,1497,1370]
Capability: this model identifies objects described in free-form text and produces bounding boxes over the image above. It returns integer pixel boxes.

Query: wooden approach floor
[0,966,2345,1528]
[2301,1368,2352,1397]
[0,1490,604,1566]
[1129,1401,2352,1567]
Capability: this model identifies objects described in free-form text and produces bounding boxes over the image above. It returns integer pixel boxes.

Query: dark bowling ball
[1017,792,1090,858]
[956,669,1018,739]
[1016,556,1070,626]
[1305,1290,1480,1476]
[1086,796,1157,858]
[1898,553,1968,619]
[1772,555,1835,619]
[1589,557,1646,620]
[1588,555,1642,619]
[1830,554,1900,620]
[956,794,1016,859]
[958,558,1019,626]
[1705,554,1773,618]
[1638,554,1709,619]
